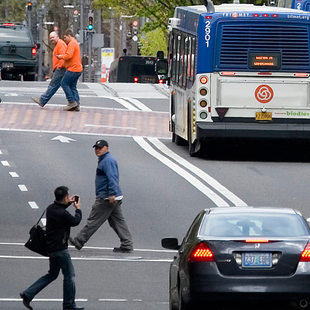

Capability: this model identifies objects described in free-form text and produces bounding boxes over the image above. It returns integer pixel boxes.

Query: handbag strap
[35,208,47,226]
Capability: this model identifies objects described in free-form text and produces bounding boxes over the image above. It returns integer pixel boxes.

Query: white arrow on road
[51,135,76,143]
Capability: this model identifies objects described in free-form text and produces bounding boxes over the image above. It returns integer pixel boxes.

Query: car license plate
[242,252,272,268]
[256,112,272,121]
[2,62,14,69]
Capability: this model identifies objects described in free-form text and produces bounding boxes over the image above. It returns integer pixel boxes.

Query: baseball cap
[93,139,109,148]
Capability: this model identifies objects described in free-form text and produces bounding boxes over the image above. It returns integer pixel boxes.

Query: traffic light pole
[88,32,93,82]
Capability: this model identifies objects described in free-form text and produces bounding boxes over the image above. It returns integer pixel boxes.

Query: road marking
[41,218,46,226]
[1,160,10,167]
[18,185,28,192]
[51,135,76,143]
[0,149,2,154]
[148,138,247,207]
[85,124,137,130]
[0,298,87,302]
[0,255,173,263]
[122,97,152,112]
[9,172,19,177]
[28,201,39,209]
[133,136,229,207]
[0,242,176,253]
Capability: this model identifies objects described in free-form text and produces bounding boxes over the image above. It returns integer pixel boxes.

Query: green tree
[139,28,167,56]
[0,0,27,22]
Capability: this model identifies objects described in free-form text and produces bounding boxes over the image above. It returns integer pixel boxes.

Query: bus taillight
[294,73,309,77]
[220,72,235,76]
[200,76,208,84]
[134,77,139,83]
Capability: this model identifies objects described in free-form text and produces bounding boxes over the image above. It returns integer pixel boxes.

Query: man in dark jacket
[20,186,84,310]
[70,139,133,253]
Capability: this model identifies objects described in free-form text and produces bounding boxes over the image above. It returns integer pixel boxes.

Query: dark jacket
[95,151,122,198]
[46,201,82,253]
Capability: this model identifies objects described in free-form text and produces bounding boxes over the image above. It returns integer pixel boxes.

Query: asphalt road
[1,81,310,310]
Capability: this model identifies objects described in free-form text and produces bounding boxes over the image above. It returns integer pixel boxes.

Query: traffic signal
[132,20,139,42]
[88,12,94,31]
[27,1,32,11]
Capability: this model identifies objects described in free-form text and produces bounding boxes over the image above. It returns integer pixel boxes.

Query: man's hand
[109,196,116,204]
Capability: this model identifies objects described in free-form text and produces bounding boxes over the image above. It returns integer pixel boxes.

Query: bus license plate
[256,112,272,121]
[2,62,14,69]
[242,252,272,268]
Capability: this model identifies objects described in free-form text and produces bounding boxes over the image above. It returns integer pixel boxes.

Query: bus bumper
[196,122,310,139]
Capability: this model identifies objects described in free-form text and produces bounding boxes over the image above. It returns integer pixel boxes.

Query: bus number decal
[205,21,211,47]
[255,85,274,103]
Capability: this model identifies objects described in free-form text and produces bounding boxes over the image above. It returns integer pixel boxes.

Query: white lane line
[85,124,137,130]
[1,160,10,167]
[9,171,19,177]
[113,97,139,111]
[98,299,128,302]
[0,150,2,154]
[122,97,152,112]
[0,255,173,263]
[0,242,176,253]
[41,218,46,226]
[148,138,247,207]
[18,185,28,192]
[133,136,229,207]
[0,298,87,302]
[28,201,39,209]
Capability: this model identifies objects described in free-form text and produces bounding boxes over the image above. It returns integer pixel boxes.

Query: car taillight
[31,47,37,56]
[134,77,139,83]
[159,79,164,84]
[300,243,310,262]
[245,239,269,243]
[188,242,214,262]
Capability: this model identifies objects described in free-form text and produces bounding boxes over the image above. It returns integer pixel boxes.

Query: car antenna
[201,0,215,13]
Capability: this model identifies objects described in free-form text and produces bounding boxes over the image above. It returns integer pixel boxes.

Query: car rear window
[200,213,309,237]
[0,27,32,43]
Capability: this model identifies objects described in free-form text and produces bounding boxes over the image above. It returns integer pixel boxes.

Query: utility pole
[38,5,44,81]
[109,8,114,48]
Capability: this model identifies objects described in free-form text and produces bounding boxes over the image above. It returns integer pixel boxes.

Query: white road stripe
[28,201,39,209]
[122,97,152,112]
[133,136,229,207]
[148,137,248,207]
[0,255,173,263]
[41,218,46,226]
[9,172,19,177]
[85,124,137,130]
[1,160,10,167]
[0,298,87,302]
[18,185,28,192]
[0,150,2,154]
[0,242,176,253]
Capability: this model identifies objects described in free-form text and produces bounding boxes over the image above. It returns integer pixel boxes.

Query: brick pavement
[0,103,170,138]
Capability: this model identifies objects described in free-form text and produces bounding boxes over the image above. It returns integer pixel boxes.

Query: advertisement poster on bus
[101,48,115,83]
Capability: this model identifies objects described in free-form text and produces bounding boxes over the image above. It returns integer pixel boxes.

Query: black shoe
[69,237,82,250]
[20,292,33,310]
[113,247,133,253]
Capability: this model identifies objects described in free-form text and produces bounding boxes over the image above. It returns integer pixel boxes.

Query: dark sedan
[162,207,310,310]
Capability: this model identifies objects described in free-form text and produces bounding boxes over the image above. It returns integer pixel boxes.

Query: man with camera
[20,186,84,310]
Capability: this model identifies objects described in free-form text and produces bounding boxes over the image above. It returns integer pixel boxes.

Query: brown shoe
[32,97,43,107]
[63,101,78,111]
[74,105,80,112]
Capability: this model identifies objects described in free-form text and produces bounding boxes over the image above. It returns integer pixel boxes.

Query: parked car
[0,23,37,81]
[162,207,310,310]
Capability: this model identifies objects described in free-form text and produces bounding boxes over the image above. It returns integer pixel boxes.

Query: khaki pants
[74,198,133,250]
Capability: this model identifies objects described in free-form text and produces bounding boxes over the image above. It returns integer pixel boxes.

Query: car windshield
[0,27,31,43]
[200,213,309,238]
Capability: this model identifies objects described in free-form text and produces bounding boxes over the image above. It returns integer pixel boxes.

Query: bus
[277,0,310,11]
[109,55,161,83]
[167,2,310,155]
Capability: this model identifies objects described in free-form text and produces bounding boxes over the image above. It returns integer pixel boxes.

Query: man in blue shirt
[70,140,133,253]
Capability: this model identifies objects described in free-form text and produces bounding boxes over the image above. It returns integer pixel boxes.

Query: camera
[74,195,79,203]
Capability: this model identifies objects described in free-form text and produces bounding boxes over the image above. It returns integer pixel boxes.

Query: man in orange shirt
[32,32,66,107]
[57,29,83,111]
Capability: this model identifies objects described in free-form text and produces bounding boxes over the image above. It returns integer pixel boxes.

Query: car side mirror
[161,238,180,250]
[307,218,310,225]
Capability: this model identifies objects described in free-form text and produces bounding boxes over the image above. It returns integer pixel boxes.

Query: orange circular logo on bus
[255,85,274,103]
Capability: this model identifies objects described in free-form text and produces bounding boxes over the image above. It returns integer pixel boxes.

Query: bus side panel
[173,86,188,140]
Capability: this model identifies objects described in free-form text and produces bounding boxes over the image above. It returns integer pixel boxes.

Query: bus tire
[175,134,187,146]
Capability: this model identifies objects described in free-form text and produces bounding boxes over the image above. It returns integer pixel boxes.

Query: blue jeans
[40,68,65,106]
[61,70,82,104]
[23,249,77,309]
